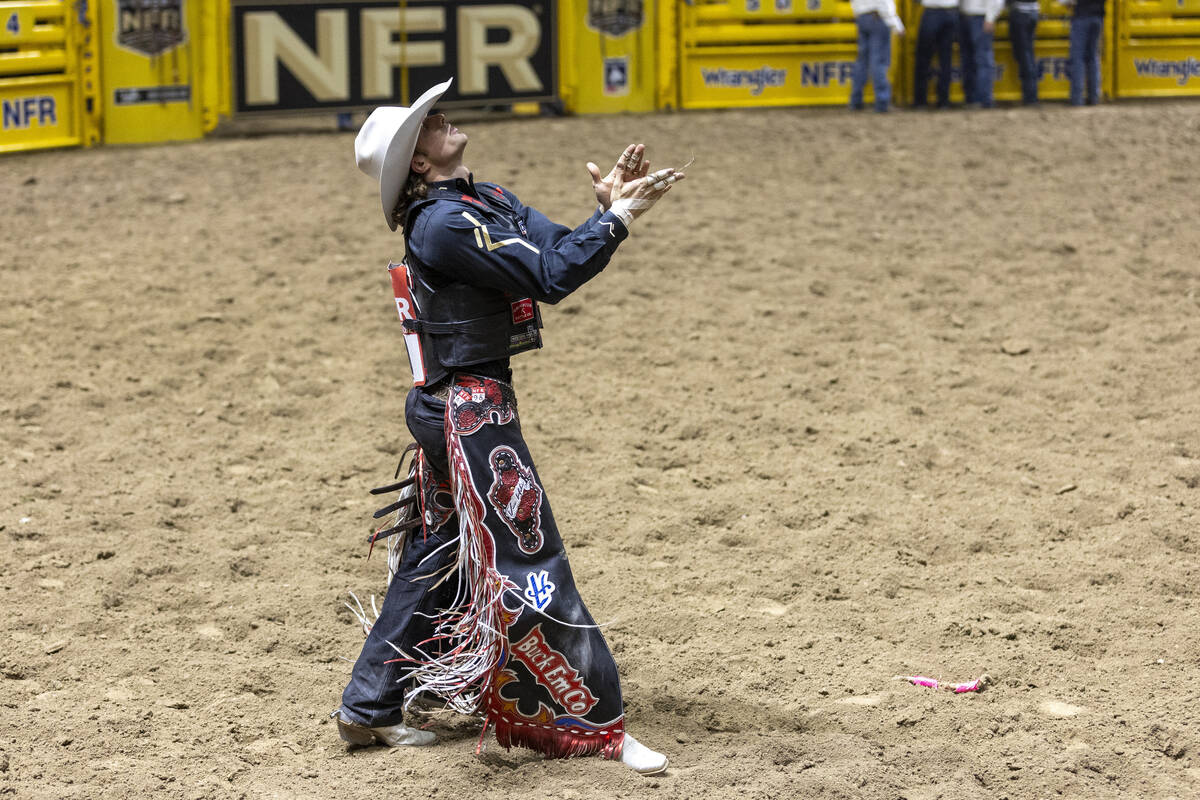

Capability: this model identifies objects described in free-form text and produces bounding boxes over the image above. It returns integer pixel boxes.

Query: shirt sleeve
[985,0,1004,23]
[883,0,905,33]
[410,201,629,304]
[497,186,607,251]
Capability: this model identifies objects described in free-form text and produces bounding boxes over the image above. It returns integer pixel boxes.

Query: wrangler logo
[461,211,539,254]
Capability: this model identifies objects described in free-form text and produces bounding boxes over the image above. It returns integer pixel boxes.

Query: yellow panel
[1115,38,1200,96]
[0,48,66,75]
[681,41,899,108]
[1124,0,1200,16]
[901,11,1071,104]
[0,1,66,46]
[0,0,70,75]
[992,39,1073,101]
[656,0,678,108]
[689,0,856,23]
[98,0,205,143]
[558,0,659,114]
[1127,18,1200,37]
[0,74,78,151]
[1040,0,1076,14]
[198,0,230,132]
[0,0,95,152]
[1027,19,1072,40]
[898,0,1114,104]
[686,21,858,45]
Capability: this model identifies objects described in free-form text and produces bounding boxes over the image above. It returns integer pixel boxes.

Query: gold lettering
[244,10,349,105]
[360,7,446,99]
[456,5,542,95]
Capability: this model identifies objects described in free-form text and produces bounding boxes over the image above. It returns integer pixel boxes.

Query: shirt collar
[428,173,478,198]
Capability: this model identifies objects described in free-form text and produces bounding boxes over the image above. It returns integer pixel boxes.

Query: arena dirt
[2,102,1199,799]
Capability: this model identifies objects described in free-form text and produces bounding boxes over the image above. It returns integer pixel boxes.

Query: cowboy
[957,0,1004,108]
[913,0,960,108]
[332,78,683,776]
[848,0,905,113]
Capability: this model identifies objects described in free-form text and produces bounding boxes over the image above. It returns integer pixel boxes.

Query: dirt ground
[3,99,1200,800]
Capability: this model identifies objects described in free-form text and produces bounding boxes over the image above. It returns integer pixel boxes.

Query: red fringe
[491,714,624,761]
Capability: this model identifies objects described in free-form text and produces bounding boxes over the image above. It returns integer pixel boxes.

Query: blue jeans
[339,388,460,727]
[1068,15,1103,105]
[914,7,958,107]
[957,13,977,104]
[1009,8,1040,104]
[850,13,893,112]
[960,14,995,107]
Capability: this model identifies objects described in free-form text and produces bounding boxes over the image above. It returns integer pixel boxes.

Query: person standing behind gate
[1008,0,1041,105]
[849,0,905,112]
[1065,0,1105,105]
[913,0,961,109]
[958,0,1004,108]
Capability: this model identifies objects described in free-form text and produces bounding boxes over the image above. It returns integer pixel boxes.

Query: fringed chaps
[398,374,624,759]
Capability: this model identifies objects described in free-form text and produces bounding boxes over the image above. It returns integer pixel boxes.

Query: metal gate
[903,0,1114,106]
[1115,0,1200,97]
[0,0,99,152]
[675,0,899,109]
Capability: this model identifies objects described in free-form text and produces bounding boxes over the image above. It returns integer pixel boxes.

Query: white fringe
[397,436,506,716]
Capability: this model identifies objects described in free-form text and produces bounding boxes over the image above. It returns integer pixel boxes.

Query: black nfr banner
[231,0,557,115]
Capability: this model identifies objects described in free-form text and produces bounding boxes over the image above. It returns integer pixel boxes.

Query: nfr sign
[231,0,556,114]
[800,61,853,87]
[2,96,57,129]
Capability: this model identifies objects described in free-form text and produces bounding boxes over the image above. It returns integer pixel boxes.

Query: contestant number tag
[388,262,427,386]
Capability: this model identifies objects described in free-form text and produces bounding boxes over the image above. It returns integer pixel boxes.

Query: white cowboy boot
[333,708,437,747]
[620,733,668,775]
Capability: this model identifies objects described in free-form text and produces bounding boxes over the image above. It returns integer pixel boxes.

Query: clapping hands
[587,144,686,223]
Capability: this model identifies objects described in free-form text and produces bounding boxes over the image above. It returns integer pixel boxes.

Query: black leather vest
[401,191,543,386]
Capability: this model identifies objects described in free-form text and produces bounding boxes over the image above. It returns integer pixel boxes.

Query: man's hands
[587,144,649,211]
[586,143,686,227]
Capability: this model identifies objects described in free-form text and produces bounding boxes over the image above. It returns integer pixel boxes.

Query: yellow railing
[1116,0,1200,96]
[0,0,98,153]
[675,0,897,108]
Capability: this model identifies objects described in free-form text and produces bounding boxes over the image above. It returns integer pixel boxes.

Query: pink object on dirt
[896,675,940,689]
[893,673,988,693]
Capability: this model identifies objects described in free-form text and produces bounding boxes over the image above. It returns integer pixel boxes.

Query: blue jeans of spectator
[958,13,977,104]
[960,15,995,107]
[850,12,893,112]
[1069,15,1103,105]
[915,7,958,107]
[1009,8,1040,104]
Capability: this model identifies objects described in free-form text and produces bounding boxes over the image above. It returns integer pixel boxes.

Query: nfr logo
[2,96,57,130]
[1036,57,1069,81]
[801,61,854,87]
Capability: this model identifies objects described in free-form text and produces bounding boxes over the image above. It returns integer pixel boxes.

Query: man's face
[413,112,467,173]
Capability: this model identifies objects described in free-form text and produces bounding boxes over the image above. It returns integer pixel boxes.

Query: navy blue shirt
[407,176,629,304]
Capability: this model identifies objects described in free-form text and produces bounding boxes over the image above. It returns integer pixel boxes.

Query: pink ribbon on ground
[893,674,988,693]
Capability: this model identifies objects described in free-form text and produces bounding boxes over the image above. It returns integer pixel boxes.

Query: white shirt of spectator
[850,0,905,34]
[959,0,1006,23]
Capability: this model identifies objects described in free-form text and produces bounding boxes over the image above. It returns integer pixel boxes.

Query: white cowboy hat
[355,77,453,231]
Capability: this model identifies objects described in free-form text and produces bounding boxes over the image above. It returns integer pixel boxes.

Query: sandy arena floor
[2,101,1199,799]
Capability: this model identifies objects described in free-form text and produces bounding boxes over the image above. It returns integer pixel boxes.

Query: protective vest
[391,190,543,386]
